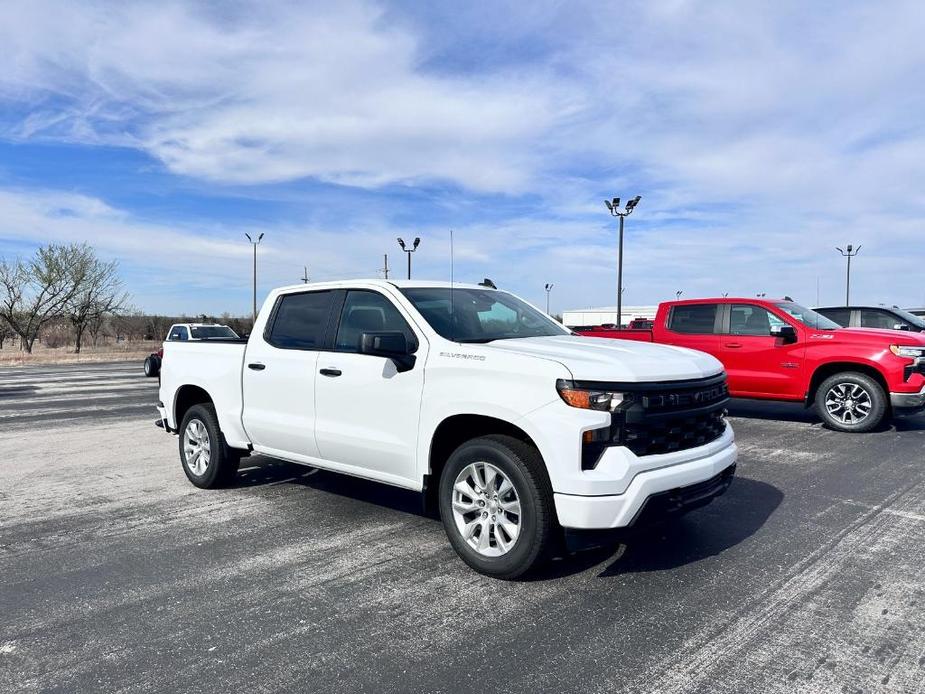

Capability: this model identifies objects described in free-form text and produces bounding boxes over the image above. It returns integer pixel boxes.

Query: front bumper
[553,438,738,529]
[890,385,925,414]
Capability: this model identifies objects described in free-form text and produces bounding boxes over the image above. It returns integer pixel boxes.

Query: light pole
[605,195,641,328]
[301,266,310,284]
[675,290,683,300]
[544,283,554,314]
[244,232,264,324]
[836,244,861,306]
[397,237,421,279]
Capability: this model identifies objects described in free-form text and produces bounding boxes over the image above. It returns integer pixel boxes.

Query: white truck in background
[156,280,737,578]
[144,323,240,377]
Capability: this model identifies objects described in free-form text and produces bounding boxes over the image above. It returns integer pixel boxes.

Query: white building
[561,305,659,328]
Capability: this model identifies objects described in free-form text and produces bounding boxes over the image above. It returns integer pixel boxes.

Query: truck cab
[814,305,925,333]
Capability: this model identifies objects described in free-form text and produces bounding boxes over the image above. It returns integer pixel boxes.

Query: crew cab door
[721,304,804,398]
[660,303,725,357]
[241,289,338,460]
[313,289,426,486]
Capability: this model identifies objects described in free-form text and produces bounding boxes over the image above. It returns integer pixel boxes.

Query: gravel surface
[2,363,925,693]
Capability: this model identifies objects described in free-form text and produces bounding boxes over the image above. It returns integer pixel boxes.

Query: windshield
[774,302,841,330]
[190,326,239,339]
[891,307,925,329]
[401,288,568,342]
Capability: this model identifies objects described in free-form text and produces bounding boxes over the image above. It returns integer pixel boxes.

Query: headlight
[890,345,925,359]
[556,379,625,411]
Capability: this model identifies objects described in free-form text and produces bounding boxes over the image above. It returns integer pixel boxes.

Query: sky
[0,0,924,316]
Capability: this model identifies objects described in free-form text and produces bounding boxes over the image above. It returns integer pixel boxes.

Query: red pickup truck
[577,298,925,432]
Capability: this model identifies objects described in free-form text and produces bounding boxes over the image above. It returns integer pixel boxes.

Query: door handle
[725,342,743,348]
[319,368,342,377]
[248,362,266,371]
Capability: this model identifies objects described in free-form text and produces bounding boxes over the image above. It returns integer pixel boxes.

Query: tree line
[0,243,253,353]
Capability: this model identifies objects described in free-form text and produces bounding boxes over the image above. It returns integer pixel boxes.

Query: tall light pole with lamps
[544,283,554,314]
[397,237,421,279]
[836,244,861,306]
[605,195,641,328]
[244,233,264,324]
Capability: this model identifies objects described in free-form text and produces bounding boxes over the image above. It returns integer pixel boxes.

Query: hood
[811,328,925,346]
[485,335,724,383]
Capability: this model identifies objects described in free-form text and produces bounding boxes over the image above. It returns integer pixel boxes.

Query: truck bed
[159,340,249,447]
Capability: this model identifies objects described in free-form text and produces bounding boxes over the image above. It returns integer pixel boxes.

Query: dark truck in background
[814,305,925,333]
[577,297,925,432]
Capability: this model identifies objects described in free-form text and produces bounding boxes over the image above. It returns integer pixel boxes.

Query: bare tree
[0,244,90,353]
[0,317,13,350]
[66,255,129,353]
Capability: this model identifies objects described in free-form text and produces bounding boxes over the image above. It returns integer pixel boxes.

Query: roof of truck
[274,279,498,292]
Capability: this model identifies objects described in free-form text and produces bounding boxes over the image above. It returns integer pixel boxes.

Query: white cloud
[0,0,566,191]
[1,1,924,311]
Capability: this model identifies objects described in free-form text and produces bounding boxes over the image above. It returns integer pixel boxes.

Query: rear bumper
[553,439,738,529]
[890,385,925,414]
[155,404,174,433]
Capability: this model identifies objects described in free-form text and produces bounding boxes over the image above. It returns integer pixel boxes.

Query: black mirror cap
[772,325,798,343]
[360,331,417,371]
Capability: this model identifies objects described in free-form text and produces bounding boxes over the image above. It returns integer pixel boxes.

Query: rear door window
[668,304,719,334]
[267,291,336,350]
[816,308,851,326]
[859,309,903,330]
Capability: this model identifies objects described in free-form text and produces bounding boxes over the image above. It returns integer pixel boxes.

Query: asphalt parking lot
[2,362,925,693]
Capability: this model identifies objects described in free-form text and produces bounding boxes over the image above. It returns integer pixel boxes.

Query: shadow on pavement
[532,476,784,581]
[233,458,784,581]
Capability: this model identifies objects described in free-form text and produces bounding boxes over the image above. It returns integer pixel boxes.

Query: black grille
[623,407,727,456]
[576,374,730,466]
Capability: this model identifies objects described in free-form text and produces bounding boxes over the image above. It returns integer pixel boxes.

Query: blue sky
[1,0,924,315]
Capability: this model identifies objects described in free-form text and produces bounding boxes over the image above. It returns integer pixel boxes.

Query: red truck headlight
[890,345,925,359]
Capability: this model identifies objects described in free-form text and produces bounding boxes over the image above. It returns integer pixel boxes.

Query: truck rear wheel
[815,372,887,433]
[179,404,240,488]
[438,434,555,580]
[144,356,159,378]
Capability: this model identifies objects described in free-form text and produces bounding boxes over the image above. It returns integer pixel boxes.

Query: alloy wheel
[451,461,521,557]
[824,382,873,425]
[183,419,212,475]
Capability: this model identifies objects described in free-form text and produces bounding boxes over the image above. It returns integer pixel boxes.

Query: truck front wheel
[438,435,555,580]
[815,372,887,433]
[179,404,240,488]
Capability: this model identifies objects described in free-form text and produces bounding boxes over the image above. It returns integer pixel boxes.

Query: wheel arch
[173,384,214,428]
[806,362,889,407]
[423,414,543,517]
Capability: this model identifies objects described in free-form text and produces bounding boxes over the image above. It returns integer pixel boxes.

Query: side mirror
[771,325,797,344]
[360,331,416,372]
[895,323,911,331]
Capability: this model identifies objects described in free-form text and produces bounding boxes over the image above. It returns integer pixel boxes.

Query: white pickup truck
[157,280,737,578]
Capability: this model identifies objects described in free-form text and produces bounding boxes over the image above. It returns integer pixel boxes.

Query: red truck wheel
[815,372,887,433]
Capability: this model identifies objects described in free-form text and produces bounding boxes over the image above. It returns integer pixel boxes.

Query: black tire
[438,434,556,580]
[144,356,159,378]
[178,404,240,488]
[815,371,887,433]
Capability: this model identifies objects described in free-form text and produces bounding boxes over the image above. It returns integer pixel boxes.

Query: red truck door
[722,304,804,399]
[660,303,725,358]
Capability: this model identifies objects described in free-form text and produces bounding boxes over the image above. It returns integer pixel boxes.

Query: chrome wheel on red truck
[815,372,886,433]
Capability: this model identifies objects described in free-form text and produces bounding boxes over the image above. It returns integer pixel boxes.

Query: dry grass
[0,340,160,367]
